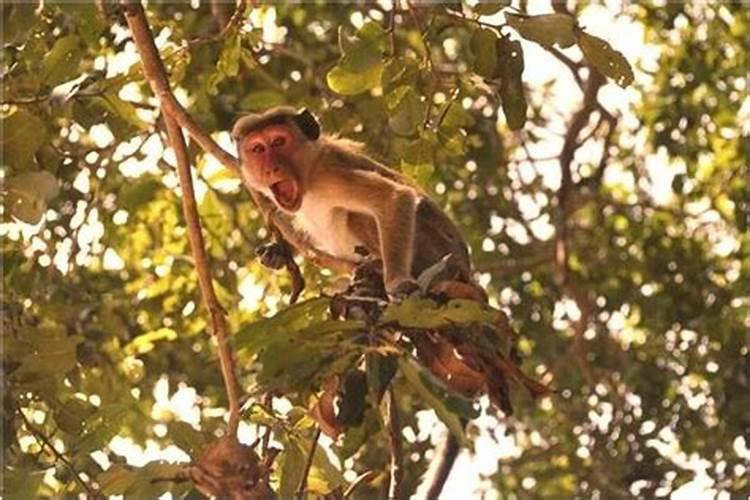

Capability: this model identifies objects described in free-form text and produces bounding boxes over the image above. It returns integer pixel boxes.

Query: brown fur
[234,107,472,290]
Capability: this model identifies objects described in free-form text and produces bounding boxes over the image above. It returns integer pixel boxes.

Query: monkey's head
[232,107,320,212]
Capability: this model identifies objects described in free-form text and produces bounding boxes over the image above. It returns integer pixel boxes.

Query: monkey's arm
[245,184,355,273]
[322,168,418,292]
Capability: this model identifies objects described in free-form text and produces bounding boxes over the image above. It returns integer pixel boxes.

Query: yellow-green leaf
[506,13,576,48]
[578,31,634,87]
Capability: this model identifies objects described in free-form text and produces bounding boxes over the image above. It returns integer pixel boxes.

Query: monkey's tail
[421,433,460,500]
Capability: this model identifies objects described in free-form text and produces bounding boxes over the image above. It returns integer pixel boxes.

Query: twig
[296,427,321,499]
[386,388,403,500]
[423,434,459,500]
[344,471,377,499]
[186,0,247,49]
[17,406,99,497]
[120,1,238,171]
[546,46,584,90]
[554,70,605,286]
[121,0,242,437]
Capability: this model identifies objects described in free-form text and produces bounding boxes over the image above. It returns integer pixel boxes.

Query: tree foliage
[1,1,748,499]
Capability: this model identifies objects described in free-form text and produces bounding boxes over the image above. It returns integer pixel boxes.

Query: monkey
[231,106,472,297]
[231,107,531,497]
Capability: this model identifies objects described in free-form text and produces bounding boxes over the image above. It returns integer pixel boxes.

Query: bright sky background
[4,1,748,499]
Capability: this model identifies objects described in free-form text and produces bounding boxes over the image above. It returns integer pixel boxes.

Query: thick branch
[121,1,238,171]
[121,0,241,436]
[165,113,242,435]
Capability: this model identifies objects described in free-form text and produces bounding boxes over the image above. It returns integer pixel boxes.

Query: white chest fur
[293,193,364,261]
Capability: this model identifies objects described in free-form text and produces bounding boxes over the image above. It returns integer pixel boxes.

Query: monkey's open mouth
[271,179,300,211]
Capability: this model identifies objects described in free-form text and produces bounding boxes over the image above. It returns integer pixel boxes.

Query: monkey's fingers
[387,278,420,302]
[256,242,289,270]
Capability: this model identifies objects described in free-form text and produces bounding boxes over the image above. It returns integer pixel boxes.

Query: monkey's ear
[293,108,320,141]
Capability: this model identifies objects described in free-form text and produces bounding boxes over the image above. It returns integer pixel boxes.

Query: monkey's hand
[256,242,292,270]
[387,278,420,302]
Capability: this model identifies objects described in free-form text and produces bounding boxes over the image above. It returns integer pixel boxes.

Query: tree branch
[554,70,605,286]
[17,406,100,497]
[296,426,321,499]
[120,1,238,171]
[121,0,241,437]
[423,434,459,500]
[386,387,403,500]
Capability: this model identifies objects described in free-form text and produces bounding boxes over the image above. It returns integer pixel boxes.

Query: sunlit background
[3,0,748,498]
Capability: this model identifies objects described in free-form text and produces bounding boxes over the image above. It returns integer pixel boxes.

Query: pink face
[240,124,301,212]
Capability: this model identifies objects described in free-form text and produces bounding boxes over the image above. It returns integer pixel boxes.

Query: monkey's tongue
[271,180,298,210]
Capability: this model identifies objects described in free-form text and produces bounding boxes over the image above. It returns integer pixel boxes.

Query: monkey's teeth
[271,180,298,209]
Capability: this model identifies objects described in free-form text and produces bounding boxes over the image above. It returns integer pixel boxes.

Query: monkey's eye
[251,143,266,154]
[271,136,286,148]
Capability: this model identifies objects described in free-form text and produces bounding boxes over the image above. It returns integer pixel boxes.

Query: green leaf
[97,462,186,497]
[1,468,44,499]
[339,409,379,460]
[439,101,475,130]
[0,109,47,171]
[42,35,82,86]
[125,327,177,355]
[98,95,148,133]
[327,61,384,96]
[98,465,138,496]
[77,404,130,453]
[366,354,398,402]
[239,90,287,110]
[54,398,96,435]
[235,297,337,351]
[327,24,386,95]
[168,422,207,455]
[399,357,475,445]
[497,36,527,130]
[69,4,106,46]
[218,34,241,77]
[12,333,82,379]
[471,28,498,79]
[505,13,576,48]
[387,87,425,136]
[279,432,344,496]
[4,171,59,225]
[577,31,634,87]
[207,34,242,95]
[380,297,499,330]
[400,161,434,188]
[278,439,306,498]
[473,1,511,16]
[1,3,37,45]
[118,177,162,209]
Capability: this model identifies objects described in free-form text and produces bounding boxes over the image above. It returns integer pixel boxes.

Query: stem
[120,1,239,172]
[296,427,321,499]
[423,434,459,500]
[121,0,241,437]
[17,406,99,497]
[386,388,403,500]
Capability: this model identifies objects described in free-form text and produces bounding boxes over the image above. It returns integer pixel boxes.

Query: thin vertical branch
[121,0,241,436]
[423,434,459,500]
[296,427,321,499]
[17,406,100,497]
[386,388,403,500]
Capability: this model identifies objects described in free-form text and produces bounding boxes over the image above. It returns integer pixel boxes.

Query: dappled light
[2,1,748,499]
